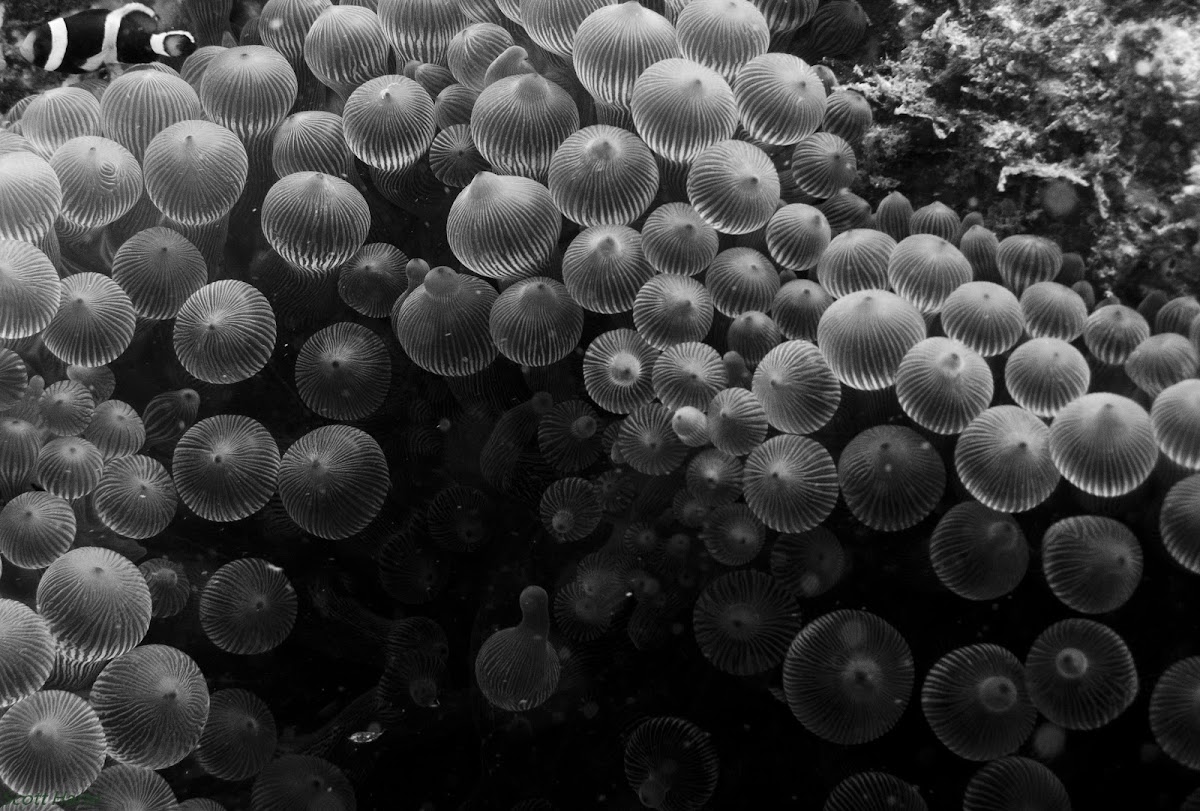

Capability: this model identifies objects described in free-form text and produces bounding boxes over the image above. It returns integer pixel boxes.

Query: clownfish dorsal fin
[117,3,158,20]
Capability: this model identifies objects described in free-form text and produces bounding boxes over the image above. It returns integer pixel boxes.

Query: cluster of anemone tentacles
[0,0,1199,809]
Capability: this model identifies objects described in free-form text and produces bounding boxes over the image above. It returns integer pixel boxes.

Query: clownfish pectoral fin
[79,52,107,72]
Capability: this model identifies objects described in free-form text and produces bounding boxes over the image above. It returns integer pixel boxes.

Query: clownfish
[18,3,196,74]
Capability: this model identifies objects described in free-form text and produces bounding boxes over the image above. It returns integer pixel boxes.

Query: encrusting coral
[848,0,1200,298]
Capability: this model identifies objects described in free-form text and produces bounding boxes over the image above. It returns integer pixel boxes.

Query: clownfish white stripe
[89,2,158,71]
[44,16,69,72]
[150,30,193,56]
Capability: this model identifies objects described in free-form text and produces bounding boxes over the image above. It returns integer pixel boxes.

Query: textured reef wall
[848,0,1200,299]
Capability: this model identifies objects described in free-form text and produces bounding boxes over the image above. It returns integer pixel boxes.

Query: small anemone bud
[518,584,551,637]
[672,406,710,447]
[811,64,837,95]
[723,350,753,388]
[483,46,538,86]
[423,266,461,299]
[405,258,430,292]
